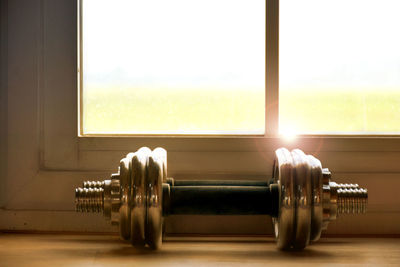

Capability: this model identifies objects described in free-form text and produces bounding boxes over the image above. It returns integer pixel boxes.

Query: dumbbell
[75,147,368,250]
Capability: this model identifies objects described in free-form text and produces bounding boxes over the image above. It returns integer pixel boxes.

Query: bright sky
[280,0,400,91]
[82,0,400,135]
[82,0,266,91]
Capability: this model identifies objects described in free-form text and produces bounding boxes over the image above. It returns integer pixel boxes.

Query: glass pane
[280,0,400,134]
[81,0,265,135]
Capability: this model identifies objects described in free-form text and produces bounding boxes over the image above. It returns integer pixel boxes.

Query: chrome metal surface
[75,187,103,212]
[308,155,323,242]
[110,174,121,226]
[103,179,112,219]
[292,149,312,249]
[337,187,368,214]
[272,148,295,249]
[118,158,130,240]
[130,148,150,247]
[271,148,368,249]
[146,148,166,249]
[83,180,104,189]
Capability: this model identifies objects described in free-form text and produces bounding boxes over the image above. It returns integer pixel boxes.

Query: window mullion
[265,0,279,136]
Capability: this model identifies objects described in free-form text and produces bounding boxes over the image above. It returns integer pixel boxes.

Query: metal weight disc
[153,147,167,183]
[118,157,131,240]
[145,148,165,249]
[152,147,167,238]
[307,155,323,242]
[130,147,151,247]
[291,149,312,249]
[272,148,295,249]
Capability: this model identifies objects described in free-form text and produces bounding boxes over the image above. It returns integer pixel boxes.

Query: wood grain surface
[0,234,399,266]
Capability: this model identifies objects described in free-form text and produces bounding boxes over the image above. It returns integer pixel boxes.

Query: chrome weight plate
[130,147,151,247]
[272,148,295,249]
[118,156,131,240]
[291,149,312,249]
[153,147,167,238]
[154,147,167,183]
[307,155,323,242]
[145,148,166,249]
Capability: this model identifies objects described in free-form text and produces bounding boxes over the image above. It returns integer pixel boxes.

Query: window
[80,0,399,137]
[3,0,397,235]
[280,0,400,134]
[80,0,266,135]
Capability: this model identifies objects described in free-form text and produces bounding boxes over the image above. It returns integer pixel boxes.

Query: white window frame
[2,0,400,234]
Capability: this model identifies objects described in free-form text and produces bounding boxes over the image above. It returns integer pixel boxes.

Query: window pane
[81,0,265,135]
[280,0,400,134]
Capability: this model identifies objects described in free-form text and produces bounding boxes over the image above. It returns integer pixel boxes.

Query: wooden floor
[0,234,399,266]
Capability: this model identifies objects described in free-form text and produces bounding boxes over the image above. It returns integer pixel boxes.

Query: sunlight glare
[280,126,298,142]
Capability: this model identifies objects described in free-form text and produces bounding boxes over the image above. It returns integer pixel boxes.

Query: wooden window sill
[1,233,399,266]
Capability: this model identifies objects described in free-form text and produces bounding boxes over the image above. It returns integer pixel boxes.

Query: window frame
[41,0,400,173]
[2,0,399,234]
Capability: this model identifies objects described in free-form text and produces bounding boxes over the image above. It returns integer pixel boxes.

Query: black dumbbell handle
[172,180,270,187]
[163,185,279,217]
[167,178,276,187]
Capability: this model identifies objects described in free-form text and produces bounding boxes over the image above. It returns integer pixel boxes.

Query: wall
[0,0,8,208]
